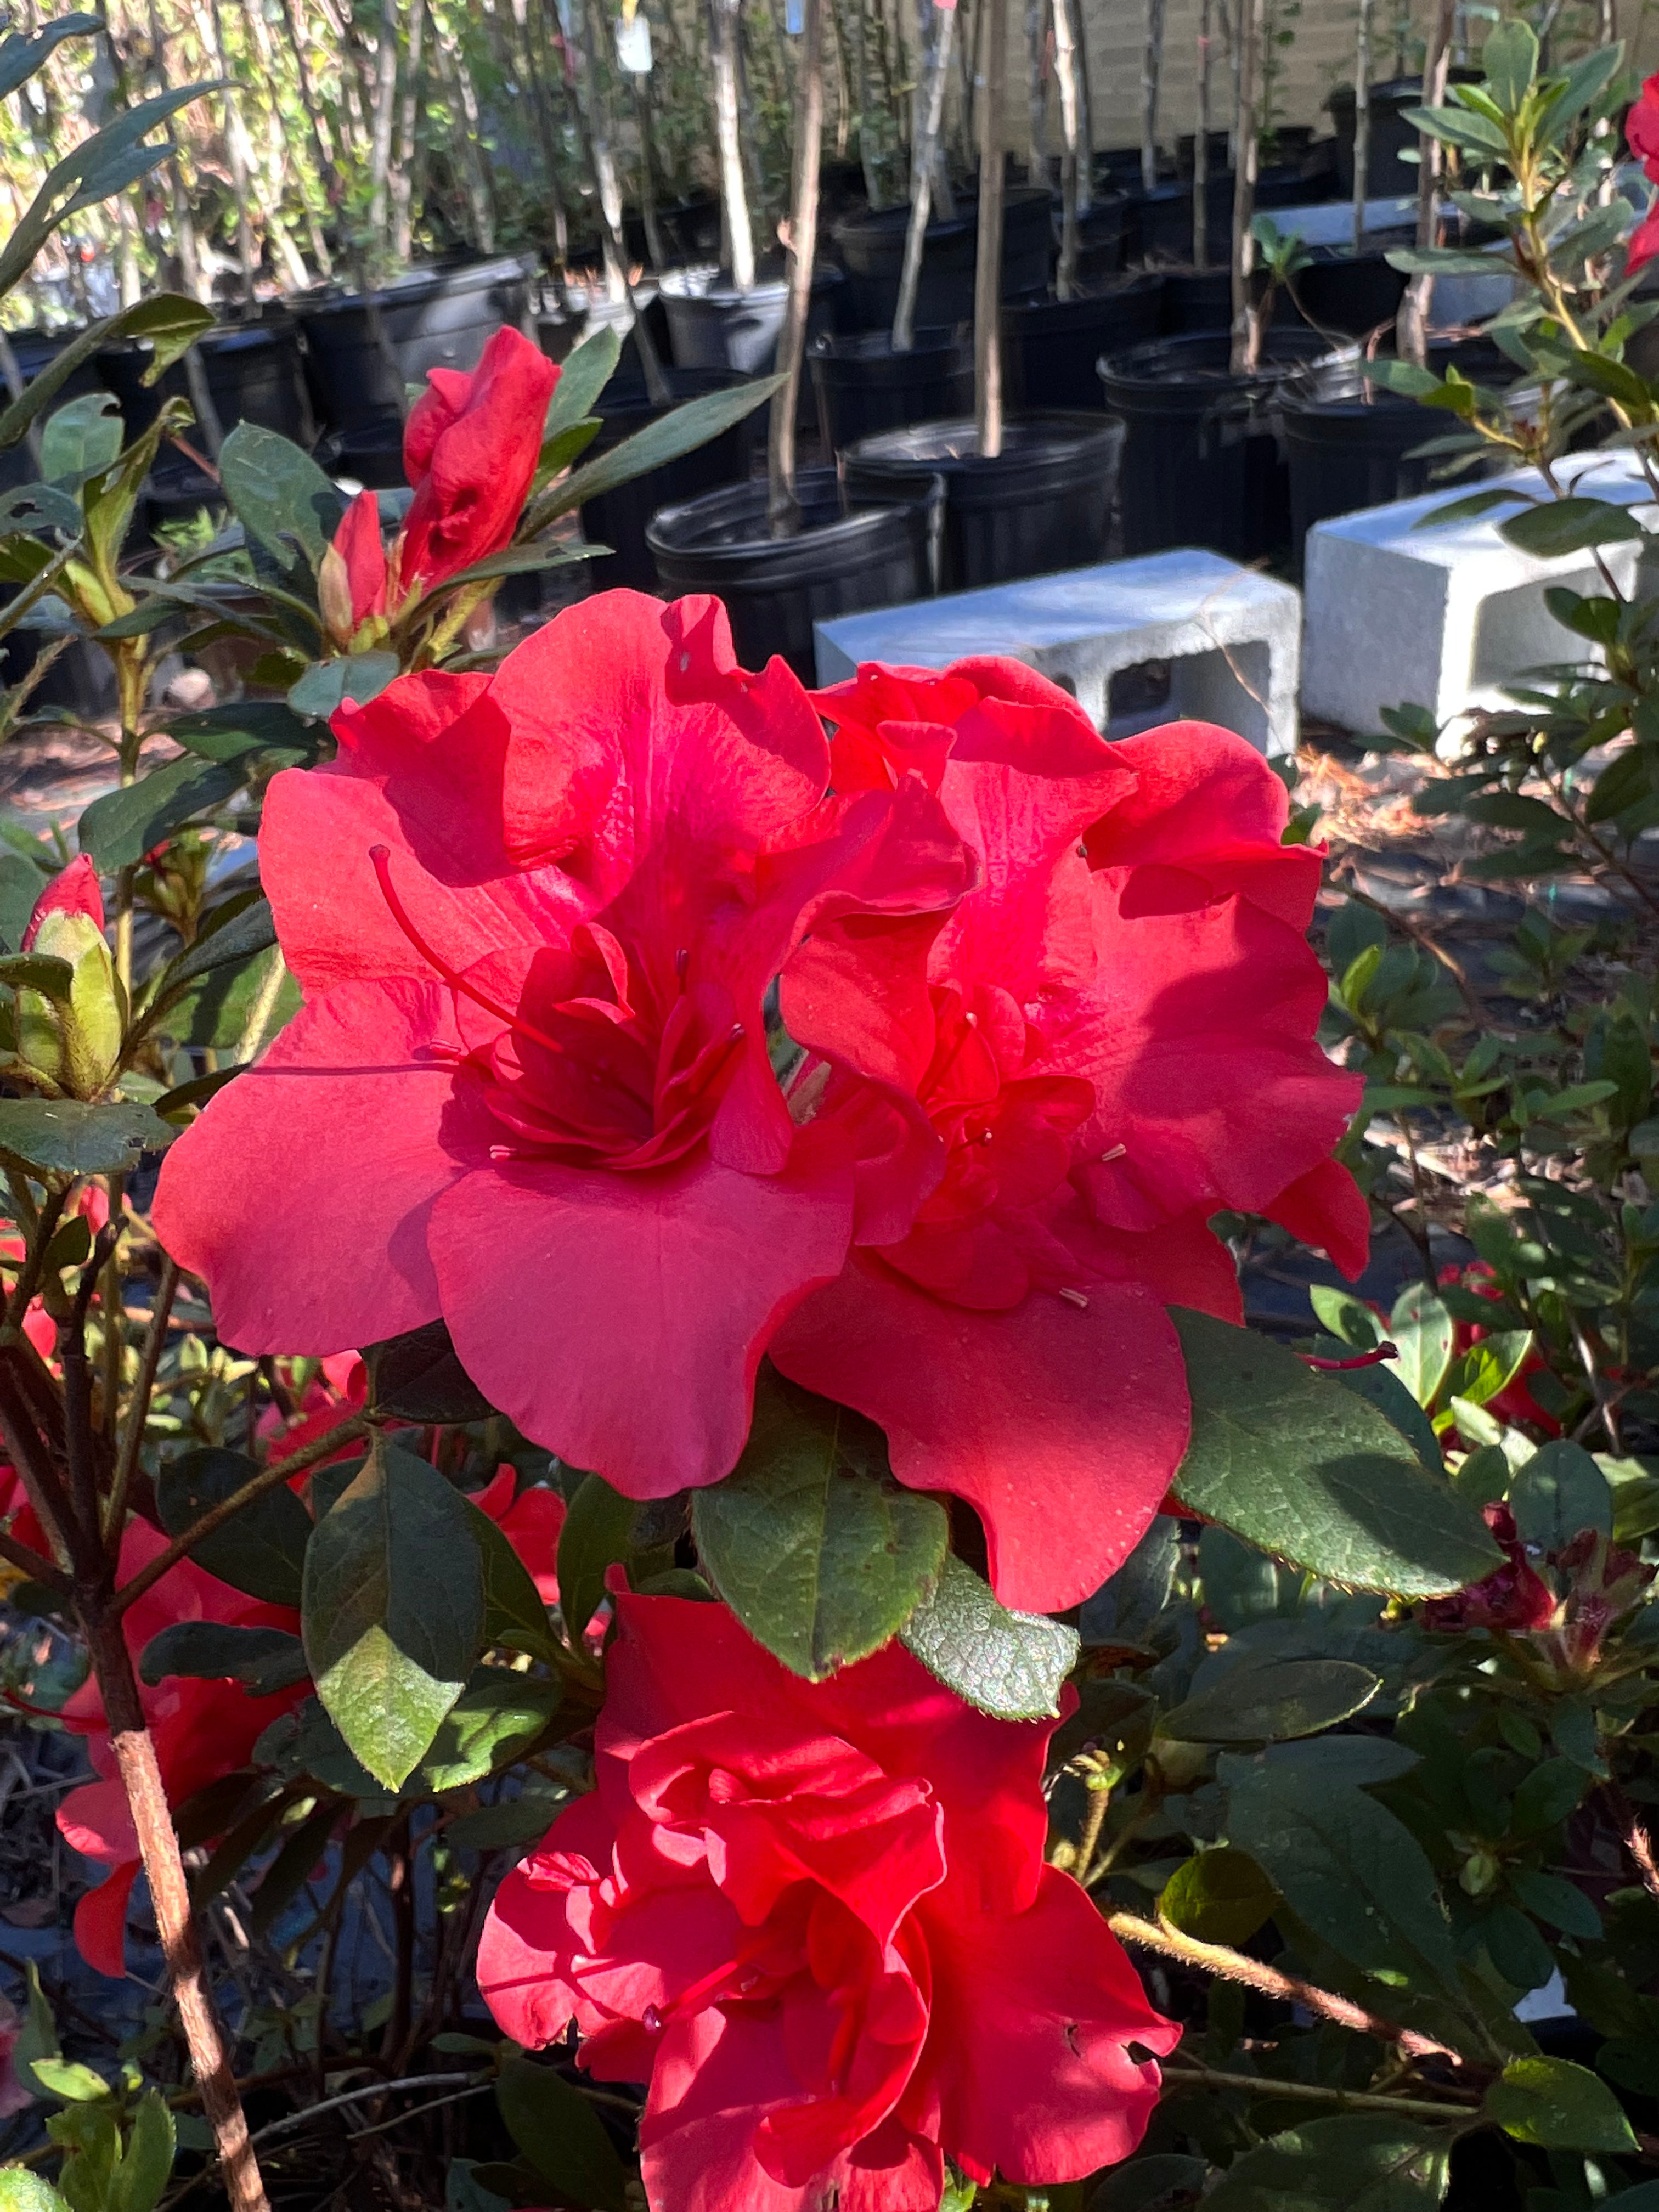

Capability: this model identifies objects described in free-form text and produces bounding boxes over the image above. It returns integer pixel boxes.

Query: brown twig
[1106,1911,1468,2064]
[104,1255,179,1548]
[111,1413,370,1617]
[1160,2059,1477,2118]
[1622,1808,1659,1906]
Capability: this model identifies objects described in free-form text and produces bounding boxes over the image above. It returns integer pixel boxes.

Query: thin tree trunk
[518,0,568,273]
[1139,0,1164,193]
[202,0,259,306]
[854,0,882,204]
[1072,0,1090,213]
[1227,0,1260,373]
[974,0,1006,455]
[633,67,668,275]
[572,0,672,397]
[710,0,756,286]
[431,14,496,251]
[368,0,400,256]
[1395,0,1453,368]
[919,0,954,213]
[1351,0,1371,246]
[892,0,952,345]
[827,0,849,154]
[1025,0,1046,185]
[769,0,823,530]
[276,0,339,272]
[1052,0,1080,296]
[1193,0,1210,268]
[390,0,425,262]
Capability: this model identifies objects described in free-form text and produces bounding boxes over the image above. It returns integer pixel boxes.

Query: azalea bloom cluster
[319,326,556,645]
[147,590,1363,2208]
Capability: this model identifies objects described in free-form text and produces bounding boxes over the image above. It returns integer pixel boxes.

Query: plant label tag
[786,0,804,31]
[616,12,653,69]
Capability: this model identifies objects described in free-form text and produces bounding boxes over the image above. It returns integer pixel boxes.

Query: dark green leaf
[1509,1438,1613,1548]
[140,895,278,1030]
[691,1367,948,1680]
[246,1802,340,1939]
[556,1473,671,1644]
[165,703,320,763]
[156,1447,313,1606]
[899,1553,1079,1719]
[1160,1655,1381,1743]
[1157,1845,1279,1946]
[0,16,102,103]
[1169,1311,1502,1598]
[0,296,212,455]
[413,1668,562,1793]
[364,1318,494,1424]
[78,755,247,871]
[107,2089,174,2212]
[218,421,344,574]
[1508,1866,1601,1938]
[1483,18,1538,110]
[462,1491,558,1661]
[139,1622,308,1696]
[1541,42,1624,144]
[0,1098,173,1176]
[1327,1361,1446,1477]
[0,953,74,1001]
[1483,1901,1557,1990]
[40,394,122,484]
[1484,2056,1637,2151]
[1414,488,1532,528]
[1089,2158,1209,2212]
[287,652,400,718]
[1080,1515,1180,1646]
[1511,1756,1589,1833]
[541,325,623,444]
[302,1435,486,1790]
[496,2055,628,2212]
[1200,2116,1454,2210]
[541,374,784,528]
[1586,744,1655,823]
[0,481,81,537]
[444,1785,569,1852]
[1499,498,1645,557]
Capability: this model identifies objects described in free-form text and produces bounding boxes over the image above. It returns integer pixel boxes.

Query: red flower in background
[153,592,973,1502]
[1626,74,1659,272]
[479,1590,1176,2212]
[770,663,1365,1611]
[1439,1261,1561,1437]
[318,326,557,632]
[1421,1503,1556,1637]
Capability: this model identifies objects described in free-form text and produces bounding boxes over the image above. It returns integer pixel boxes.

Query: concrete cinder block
[812,550,1303,757]
[1302,451,1658,739]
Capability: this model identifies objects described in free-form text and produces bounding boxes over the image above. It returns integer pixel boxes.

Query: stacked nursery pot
[833,186,1054,330]
[1002,272,1164,411]
[659,259,848,428]
[1098,327,1342,569]
[809,325,975,454]
[838,411,1126,593]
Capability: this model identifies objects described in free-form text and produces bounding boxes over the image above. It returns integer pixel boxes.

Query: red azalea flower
[0,1182,110,1369]
[1630,200,1659,275]
[22,854,103,947]
[478,1589,1177,2212]
[152,592,973,1499]
[1421,1503,1556,1635]
[35,1516,305,1977]
[1438,1261,1560,1437]
[1629,71,1659,178]
[395,326,557,602]
[770,663,1366,1611]
[473,1464,565,1606]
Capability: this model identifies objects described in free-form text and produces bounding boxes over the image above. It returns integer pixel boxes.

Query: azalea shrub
[5,27,1659,2212]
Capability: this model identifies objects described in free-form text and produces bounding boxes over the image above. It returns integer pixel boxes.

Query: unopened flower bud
[318,538,356,648]
[16,861,123,1098]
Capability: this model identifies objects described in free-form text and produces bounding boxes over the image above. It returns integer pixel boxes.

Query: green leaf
[1327,1360,1446,1477]
[444,1785,569,1851]
[0,15,101,102]
[1511,1756,1589,1833]
[0,2177,71,2212]
[496,2054,629,2212]
[139,1621,308,1696]
[541,325,623,448]
[218,421,345,575]
[1200,2116,1454,2210]
[1309,1287,1383,1351]
[1508,1866,1601,1939]
[556,1473,671,1644]
[1169,1311,1502,1598]
[165,703,320,764]
[1160,1655,1381,1744]
[1414,487,1532,528]
[1484,2056,1638,2151]
[691,1367,948,1680]
[1221,1740,1457,1991]
[78,755,248,871]
[363,1318,494,1424]
[1586,744,1655,824]
[413,1668,562,1793]
[0,1098,173,1177]
[0,295,212,456]
[1079,1515,1180,1646]
[1499,498,1645,558]
[287,652,400,718]
[899,1553,1079,1720]
[534,374,785,531]
[156,1447,313,1607]
[1541,42,1624,145]
[1509,1438,1613,1548]
[0,954,75,1002]
[30,2059,110,2103]
[1464,791,1571,836]
[0,482,81,538]
[107,2090,174,2212]
[138,895,278,1035]
[1157,1845,1279,1946]
[1390,1284,1454,1408]
[1091,2160,1210,2212]
[1482,18,1538,111]
[302,1435,486,1790]
[40,394,123,484]
[462,1492,558,1661]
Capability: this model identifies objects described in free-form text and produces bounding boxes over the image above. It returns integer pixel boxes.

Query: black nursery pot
[808,326,974,453]
[646,466,932,681]
[660,264,848,376]
[833,187,1054,331]
[99,317,309,449]
[295,252,534,436]
[0,328,101,496]
[1069,191,1130,283]
[839,411,1125,592]
[1098,329,1336,567]
[580,366,759,593]
[1003,275,1164,410]
[1136,178,1234,267]
[1289,241,1410,338]
[550,285,674,404]
[1281,361,1447,567]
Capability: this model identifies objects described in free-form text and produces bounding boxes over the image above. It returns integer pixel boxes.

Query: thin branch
[111,1413,370,1617]
[1160,2061,1477,2119]
[105,1256,180,1548]
[0,1521,69,1596]
[1106,1912,1468,2063]
[249,2072,483,2147]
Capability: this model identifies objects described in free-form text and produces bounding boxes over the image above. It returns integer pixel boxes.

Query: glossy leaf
[1169,1312,1502,1598]
[496,2054,629,2212]
[1499,497,1644,557]
[302,1436,486,1790]
[1080,1515,1180,1647]
[899,1553,1079,1719]
[1389,1284,1454,1408]
[691,1367,948,1680]
[78,755,249,871]
[413,1668,562,1793]
[1158,1846,1279,1947]
[0,1098,173,1177]
[0,15,101,103]
[155,1447,313,1607]
[535,374,783,529]
[462,1493,558,1660]
[165,702,320,764]
[1201,2117,1453,2210]
[1509,1438,1613,1549]
[287,651,400,718]
[139,1621,308,1696]
[364,1318,494,1424]
[1160,1655,1381,1744]
[556,1473,671,1644]
[1484,2056,1637,2151]
[218,421,345,575]
[40,394,122,484]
